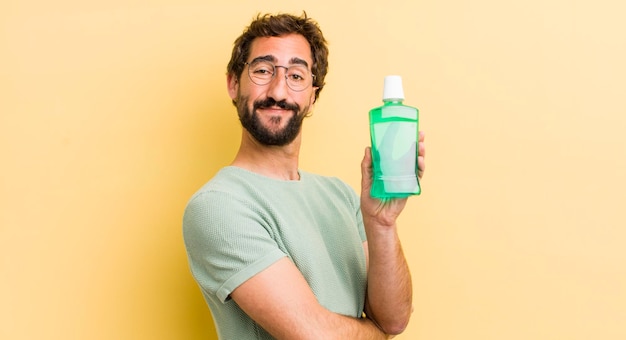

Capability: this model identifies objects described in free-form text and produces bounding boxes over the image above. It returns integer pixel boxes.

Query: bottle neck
[383,98,404,104]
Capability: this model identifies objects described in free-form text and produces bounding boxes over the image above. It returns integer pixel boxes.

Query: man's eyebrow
[250,55,277,63]
[249,55,310,68]
[289,57,310,68]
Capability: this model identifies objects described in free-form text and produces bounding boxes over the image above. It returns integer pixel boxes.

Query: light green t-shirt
[183,167,368,339]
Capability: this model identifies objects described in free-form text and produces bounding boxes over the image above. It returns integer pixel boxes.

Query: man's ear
[310,87,318,105]
[227,74,239,101]
[304,88,318,117]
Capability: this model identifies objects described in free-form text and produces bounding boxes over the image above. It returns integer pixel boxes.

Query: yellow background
[2,0,625,339]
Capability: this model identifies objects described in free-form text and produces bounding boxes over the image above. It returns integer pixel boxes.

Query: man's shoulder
[301,170,354,190]
[184,167,245,208]
[193,166,248,193]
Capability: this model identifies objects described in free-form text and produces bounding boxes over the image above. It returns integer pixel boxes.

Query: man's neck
[231,132,301,181]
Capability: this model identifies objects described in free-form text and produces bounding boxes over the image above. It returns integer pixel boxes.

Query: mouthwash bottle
[369,75,421,198]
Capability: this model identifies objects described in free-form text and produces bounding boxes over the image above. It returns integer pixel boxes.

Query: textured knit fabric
[183,166,368,340]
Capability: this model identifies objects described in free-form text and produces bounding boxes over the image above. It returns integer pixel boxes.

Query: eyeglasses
[245,60,315,92]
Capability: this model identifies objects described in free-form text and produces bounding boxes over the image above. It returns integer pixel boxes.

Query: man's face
[228,34,318,146]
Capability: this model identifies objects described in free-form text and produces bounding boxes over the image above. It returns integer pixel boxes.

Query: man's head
[226,13,329,146]
[227,12,329,103]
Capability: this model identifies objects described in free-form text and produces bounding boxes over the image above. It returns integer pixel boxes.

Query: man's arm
[359,164,413,335]
[359,131,425,334]
[230,257,389,340]
[361,235,412,335]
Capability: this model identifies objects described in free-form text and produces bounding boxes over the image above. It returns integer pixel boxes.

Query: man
[183,12,425,339]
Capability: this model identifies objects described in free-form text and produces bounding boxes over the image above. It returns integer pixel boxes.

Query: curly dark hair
[226,12,329,102]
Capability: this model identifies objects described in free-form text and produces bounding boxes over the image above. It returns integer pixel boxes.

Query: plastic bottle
[369,75,421,198]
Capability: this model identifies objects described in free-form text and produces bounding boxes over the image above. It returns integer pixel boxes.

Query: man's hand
[360,131,425,227]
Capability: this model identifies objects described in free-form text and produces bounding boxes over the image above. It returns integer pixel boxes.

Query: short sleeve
[183,190,287,302]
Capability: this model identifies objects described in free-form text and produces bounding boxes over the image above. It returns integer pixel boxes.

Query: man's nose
[265,67,289,102]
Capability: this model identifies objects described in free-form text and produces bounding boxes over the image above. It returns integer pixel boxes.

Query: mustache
[253,97,300,112]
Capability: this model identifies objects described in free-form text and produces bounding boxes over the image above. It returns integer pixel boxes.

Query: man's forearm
[261,299,391,340]
[312,313,390,340]
[364,225,413,335]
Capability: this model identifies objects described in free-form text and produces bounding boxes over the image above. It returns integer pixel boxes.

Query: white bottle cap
[382,75,405,100]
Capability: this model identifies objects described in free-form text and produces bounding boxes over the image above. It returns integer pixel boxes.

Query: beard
[236,96,309,146]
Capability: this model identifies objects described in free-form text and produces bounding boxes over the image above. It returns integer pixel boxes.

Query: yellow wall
[2,0,625,339]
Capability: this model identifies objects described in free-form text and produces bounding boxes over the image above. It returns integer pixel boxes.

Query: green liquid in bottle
[369,76,420,198]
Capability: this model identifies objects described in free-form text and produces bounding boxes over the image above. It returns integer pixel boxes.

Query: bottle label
[372,121,418,193]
